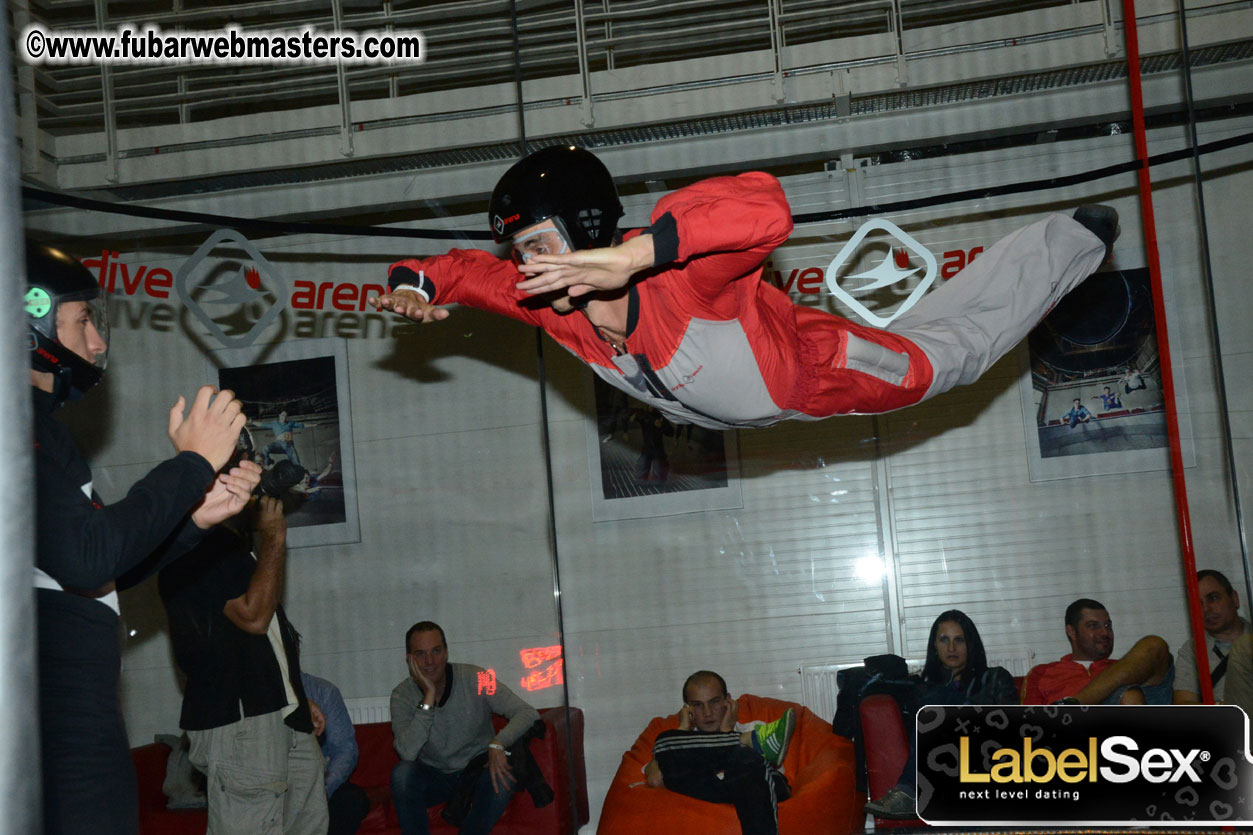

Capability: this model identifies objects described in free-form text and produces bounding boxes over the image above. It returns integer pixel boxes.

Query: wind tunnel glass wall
[14,0,1253,832]
[529,0,1253,828]
[38,229,575,726]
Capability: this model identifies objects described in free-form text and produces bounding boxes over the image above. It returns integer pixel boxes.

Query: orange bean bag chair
[598,694,860,835]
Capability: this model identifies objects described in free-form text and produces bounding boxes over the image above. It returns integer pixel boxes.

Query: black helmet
[26,239,108,402]
[488,145,624,250]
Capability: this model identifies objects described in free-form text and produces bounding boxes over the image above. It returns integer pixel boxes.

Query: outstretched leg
[1072,635,1173,705]
[652,731,789,835]
[793,210,1112,419]
[888,211,1109,401]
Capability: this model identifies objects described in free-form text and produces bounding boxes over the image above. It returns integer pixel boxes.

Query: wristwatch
[417,702,432,711]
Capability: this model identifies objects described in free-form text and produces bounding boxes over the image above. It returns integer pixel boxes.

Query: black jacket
[441,719,554,826]
[34,384,217,835]
[34,386,214,595]
[159,526,313,733]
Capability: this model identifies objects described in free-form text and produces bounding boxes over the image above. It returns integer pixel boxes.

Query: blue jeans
[897,738,918,793]
[1106,658,1175,705]
[390,759,514,835]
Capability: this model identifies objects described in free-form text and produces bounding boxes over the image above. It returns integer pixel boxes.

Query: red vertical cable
[1120,0,1213,704]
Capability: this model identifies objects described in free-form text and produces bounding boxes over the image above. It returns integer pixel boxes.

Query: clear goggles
[34,291,110,371]
[510,224,573,265]
[84,294,110,370]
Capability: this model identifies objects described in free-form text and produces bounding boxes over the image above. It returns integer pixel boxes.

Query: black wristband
[645,212,679,265]
[389,265,436,300]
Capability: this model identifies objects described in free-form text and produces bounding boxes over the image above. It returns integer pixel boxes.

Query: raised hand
[368,289,450,324]
[515,234,655,299]
[168,386,247,471]
[407,653,437,704]
[253,495,286,545]
[191,460,262,529]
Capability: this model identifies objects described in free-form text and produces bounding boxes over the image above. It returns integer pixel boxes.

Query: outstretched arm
[369,249,546,326]
[370,287,450,324]
[515,234,655,299]
[116,459,263,590]
[36,386,248,590]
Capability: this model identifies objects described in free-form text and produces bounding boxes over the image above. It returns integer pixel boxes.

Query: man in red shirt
[370,145,1117,429]
[1023,598,1174,705]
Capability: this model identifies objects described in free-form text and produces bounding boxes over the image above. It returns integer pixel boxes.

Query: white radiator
[987,648,1036,679]
[799,662,879,723]
[800,648,1033,722]
[344,696,391,725]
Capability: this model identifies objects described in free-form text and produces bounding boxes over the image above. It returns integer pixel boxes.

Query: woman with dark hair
[864,610,1018,819]
[920,609,1018,705]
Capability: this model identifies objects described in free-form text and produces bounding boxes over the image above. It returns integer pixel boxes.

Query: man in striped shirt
[643,670,796,835]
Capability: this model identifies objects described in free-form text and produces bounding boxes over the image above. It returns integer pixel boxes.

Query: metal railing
[19,0,1086,136]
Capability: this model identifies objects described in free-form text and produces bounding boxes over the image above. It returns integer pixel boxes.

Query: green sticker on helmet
[25,287,51,318]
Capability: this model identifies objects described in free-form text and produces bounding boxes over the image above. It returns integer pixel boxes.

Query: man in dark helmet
[371,145,1118,429]
[26,239,262,834]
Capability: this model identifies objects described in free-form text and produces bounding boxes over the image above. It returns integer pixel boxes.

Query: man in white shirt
[1174,570,1249,704]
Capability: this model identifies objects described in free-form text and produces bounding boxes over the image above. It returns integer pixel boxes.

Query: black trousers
[328,781,371,835]
[38,589,137,835]
[653,730,790,835]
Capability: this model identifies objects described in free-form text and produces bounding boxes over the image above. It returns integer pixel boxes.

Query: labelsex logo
[919,704,1253,825]
[960,735,1206,784]
[824,219,938,327]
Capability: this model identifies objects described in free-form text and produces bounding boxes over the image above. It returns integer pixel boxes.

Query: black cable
[20,186,494,240]
[23,130,1253,240]
[792,130,1253,224]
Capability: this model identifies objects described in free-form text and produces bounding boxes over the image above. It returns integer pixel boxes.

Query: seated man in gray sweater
[390,621,540,835]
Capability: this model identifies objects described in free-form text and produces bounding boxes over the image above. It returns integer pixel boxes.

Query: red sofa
[132,706,588,835]
[859,677,1024,829]
[599,694,861,835]
[859,694,921,830]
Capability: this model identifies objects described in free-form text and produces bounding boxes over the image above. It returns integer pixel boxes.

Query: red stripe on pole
[1120,0,1213,705]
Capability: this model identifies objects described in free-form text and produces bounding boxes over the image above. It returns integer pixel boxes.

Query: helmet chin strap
[51,367,80,406]
[46,350,103,407]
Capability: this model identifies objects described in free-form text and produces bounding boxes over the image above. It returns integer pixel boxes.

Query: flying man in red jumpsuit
[371,146,1117,430]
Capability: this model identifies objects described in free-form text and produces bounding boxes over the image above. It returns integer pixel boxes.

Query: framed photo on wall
[584,376,743,521]
[211,337,360,547]
[1017,266,1195,482]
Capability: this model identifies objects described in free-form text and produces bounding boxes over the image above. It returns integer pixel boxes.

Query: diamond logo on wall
[174,229,288,348]
[825,218,938,327]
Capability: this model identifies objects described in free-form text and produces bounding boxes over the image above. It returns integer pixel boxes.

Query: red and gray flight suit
[388,173,1105,430]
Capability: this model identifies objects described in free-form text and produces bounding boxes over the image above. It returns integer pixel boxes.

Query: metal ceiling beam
[23,59,1253,241]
